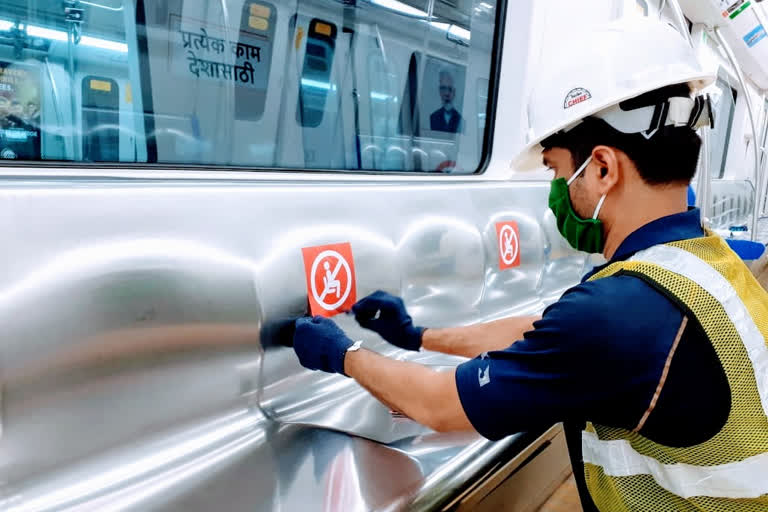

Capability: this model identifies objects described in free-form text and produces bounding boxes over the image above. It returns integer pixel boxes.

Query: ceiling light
[1,19,127,53]
[371,0,428,18]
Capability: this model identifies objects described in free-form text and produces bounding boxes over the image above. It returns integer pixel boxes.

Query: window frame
[0,0,509,179]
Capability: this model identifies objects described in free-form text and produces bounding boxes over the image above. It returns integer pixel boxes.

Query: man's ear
[592,146,620,195]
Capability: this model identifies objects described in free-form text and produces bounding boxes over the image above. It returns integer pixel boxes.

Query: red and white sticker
[495,221,520,270]
[302,242,357,317]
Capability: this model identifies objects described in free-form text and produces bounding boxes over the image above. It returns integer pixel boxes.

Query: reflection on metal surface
[3,409,268,512]
[399,216,485,323]
[0,179,584,510]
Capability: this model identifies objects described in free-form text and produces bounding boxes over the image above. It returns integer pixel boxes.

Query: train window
[0,2,139,163]
[477,78,489,152]
[709,77,737,179]
[0,0,503,175]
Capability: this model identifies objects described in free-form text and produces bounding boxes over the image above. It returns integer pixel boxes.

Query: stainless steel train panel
[0,177,580,510]
[0,0,603,510]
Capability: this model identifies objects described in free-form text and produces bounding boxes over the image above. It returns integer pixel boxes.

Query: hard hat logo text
[564,88,592,109]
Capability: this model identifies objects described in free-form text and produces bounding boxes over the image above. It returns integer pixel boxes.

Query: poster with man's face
[421,57,466,139]
[0,61,42,160]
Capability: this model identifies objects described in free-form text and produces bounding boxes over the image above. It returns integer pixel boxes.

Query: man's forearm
[422,315,540,358]
[344,349,473,433]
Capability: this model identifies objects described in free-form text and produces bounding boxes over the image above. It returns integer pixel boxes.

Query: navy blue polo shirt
[456,209,730,479]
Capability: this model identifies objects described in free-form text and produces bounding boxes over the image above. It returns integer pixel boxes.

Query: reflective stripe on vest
[582,431,768,499]
[581,243,768,499]
[630,244,768,416]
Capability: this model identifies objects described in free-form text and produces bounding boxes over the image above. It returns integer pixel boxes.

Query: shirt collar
[583,208,704,281]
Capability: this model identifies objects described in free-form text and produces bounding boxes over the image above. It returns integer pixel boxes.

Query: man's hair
[541,84,702,185]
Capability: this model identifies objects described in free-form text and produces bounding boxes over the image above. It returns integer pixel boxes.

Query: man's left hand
[293,316,354,376]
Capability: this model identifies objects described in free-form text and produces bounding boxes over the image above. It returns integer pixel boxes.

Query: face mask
[548,156,608,254]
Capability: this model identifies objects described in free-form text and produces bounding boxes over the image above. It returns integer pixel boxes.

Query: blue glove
[351,291,424,351]
[293,316,354,376]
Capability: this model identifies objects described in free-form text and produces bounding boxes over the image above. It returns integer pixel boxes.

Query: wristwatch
[341,340,363,377]
[346,340,363,354]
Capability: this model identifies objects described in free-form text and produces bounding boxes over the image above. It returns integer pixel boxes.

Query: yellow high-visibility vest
[584,234,768,511]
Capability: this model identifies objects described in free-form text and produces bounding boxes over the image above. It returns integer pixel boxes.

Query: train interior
[0,0,766,511]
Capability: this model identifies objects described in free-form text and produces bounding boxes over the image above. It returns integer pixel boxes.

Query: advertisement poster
[0,61,41,160]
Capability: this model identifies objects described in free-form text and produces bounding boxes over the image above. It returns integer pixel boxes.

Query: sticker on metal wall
[743,25,767,48]
[711,0,744,18]
[727,0,751,19]
[496,221,521,270]
[302,242,357,317]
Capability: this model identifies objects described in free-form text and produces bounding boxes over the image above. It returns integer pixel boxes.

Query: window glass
[235,1,277,122]
[476,78,488,153]
[82,76,119,161]
[422,57,465,138]
[398,53,420,138]
[0,1,134,163]
[0,0,501,174]
[296,18,337,128]
[708,76,737,179]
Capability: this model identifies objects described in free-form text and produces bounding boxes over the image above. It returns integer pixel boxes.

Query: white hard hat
[512,17,717,171]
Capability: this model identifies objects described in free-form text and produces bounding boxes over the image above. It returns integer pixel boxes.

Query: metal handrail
[760,93,768,216]
[667,0,690,44]
[760,144,768,216]
[668,0,713,222]
[711,27,764,242]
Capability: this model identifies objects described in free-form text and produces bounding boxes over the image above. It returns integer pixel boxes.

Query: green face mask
[548,156,607,254]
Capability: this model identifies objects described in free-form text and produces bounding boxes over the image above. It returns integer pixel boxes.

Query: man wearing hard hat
[288,17,768,511]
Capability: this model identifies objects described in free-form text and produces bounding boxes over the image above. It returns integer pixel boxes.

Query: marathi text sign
[170,15,270,91]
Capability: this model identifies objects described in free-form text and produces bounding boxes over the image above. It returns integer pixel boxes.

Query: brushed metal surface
[0,177,584,511]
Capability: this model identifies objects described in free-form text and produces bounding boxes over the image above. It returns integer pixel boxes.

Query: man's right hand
[351,291,424,351]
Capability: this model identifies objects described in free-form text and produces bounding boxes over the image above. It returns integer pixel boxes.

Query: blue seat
[726,239,766,261]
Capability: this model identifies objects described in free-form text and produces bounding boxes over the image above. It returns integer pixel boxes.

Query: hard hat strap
[688,95,715,131]
[643,101,671,140]
[592,96,714,138]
